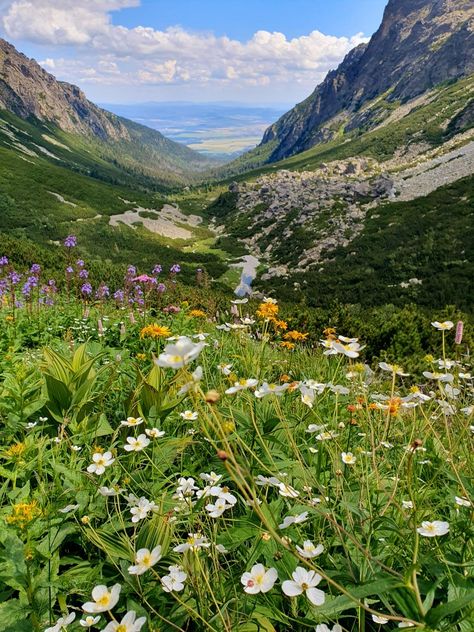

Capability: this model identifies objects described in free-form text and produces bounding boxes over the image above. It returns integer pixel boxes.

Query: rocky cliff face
[0,38,210,179]
[259,0,474,162]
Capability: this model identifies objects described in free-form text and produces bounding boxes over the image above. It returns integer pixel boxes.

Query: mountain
[239,0,474,166]
[0,38,213,186]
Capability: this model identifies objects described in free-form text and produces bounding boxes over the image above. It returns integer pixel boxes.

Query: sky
[0,0,388,105]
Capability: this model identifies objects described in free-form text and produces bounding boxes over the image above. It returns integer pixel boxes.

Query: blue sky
[113,0,387,40]
[1,0,389,104]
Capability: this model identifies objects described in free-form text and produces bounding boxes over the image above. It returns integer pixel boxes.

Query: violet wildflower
[79,269,89,279]
[114,289,125,303]
[9,271,21,284]
[66,266,74,275]
[157,283,166,293]
[170,264,181,274]
[0,256,8,266]
[81,283,93,296]
[76,259,85,268]
[64,235,77,248]
[153,264,162,275]
[96,285,110,300]
[30,264,41,275]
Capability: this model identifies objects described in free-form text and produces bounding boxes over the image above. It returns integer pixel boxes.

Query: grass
[0,279,472,632]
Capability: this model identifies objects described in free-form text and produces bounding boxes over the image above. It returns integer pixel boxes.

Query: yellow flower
[323,327,337,340]
[272,319,288,330]
[140,324,171,339]
[283,330,309,342]
[256,303,279,319]
[280,341,296,350]
[5,442,26,458]
[222,420,235,434]
[5,315,14,322]
[6,501,41,529]
[189,309,206,318]
[136,353,146,360]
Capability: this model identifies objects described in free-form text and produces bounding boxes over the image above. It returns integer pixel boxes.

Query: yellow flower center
[97,594,110,607]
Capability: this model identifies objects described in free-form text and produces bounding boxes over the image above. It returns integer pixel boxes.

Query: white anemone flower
[80,615,101,627]
[341,452,356,465]
[296,540,324,559]
[431,321,454,330]
[282,567,325,605]
[417,520,449,537]
[103,610,146,631]
[315,625,343,632]
[200,471,222,484]
[161,565,187,592]
[455,496,471,507]
[372,614,389,624]
[128,546,162,575]
[241,564,278,594]
[205,497,232,517]
[332,341,365,358]
[145,428,165,438]
[86,451,115,475]
[45,611,76,632]
[279,511,309,529]
[173,533,211,553]
[278,482,299,498]
[82,584,121,613]
[130,498,157,523]
[217,363,233,375]
[98,486,123,497]
[300,385,315,408]
[225,378,258,394]
[378,362,410,376]
[255,382,289,398]
[180,410,198,420]
[120,416,143,427]
[422,371,454,382]
[124,434,150,452]
[155,337,205,369]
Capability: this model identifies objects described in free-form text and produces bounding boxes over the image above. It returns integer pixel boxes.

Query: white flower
[431,321,454,330]
[378,362,409,376]
[26,422,37,429]
[423,371,454,382]
[282,567,325,605]
[80,615,101,627]
[455,496,471,507]
[300,385,315,408]
[98,486,123,497]
[241,564,278,594]
[45,611,76,632]
[59,504,79,514]
[225,378,258,394]
[180,410,198,421]
[255,475,281,487]
[71,445,82,451]
[316,431,338,441]
[120,416,143,427]
[86,451,115,475]
[372,614,389,624]
[278,482,299,498]
[255,382,289,398]
[103,610,146,632]
[307,423,327,433]
[174,533,210,553]
[315,625,342,632]
[231,298,248,304]
[417,520,450,537]
[402,500,414,510]
[130,497,157,523]
[161,565,187,592]
[263,297,277,304]
[178,365,203,395]
[128,546,162,575]
[205,485,237,505]
[124,434,150,452]
[398,622,415,628]
[173,477,198,500]
[216,544,229,554]
[341,452,356,465]
[217,363,233,375]
[332,341,365,358]
[205,497,232,518]
[296,540,324,559]
[145,428,165,438]
[82,584,121,613]
[155,337,205,369]
[279,512,309,529]
[200,471,222,484]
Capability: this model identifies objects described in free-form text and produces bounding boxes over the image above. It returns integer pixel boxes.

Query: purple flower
[79,269,89,279]
[81,283,92,296]
[170,264,181,274]
[30,264,41,275]
[152,264,162,275]
[64,235,77,248]
[66,266,74,275]
[96,285,110,300]
[114,289,125,302]
[9,271,21,285]
[76,259,85,268]
[0,256,9,266]
[157,283,166,293]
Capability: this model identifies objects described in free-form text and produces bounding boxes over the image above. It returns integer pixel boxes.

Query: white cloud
[1,0,369,100]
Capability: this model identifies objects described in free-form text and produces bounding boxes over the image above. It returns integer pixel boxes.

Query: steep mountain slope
[0,38,213,185]
[236,0,474,167]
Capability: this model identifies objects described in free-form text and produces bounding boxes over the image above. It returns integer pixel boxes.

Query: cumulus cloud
[1,0,369,98]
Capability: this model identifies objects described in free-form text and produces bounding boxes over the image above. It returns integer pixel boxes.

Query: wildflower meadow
[0,237,472,632]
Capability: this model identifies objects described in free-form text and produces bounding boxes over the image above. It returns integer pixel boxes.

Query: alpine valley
[0,0,473,309]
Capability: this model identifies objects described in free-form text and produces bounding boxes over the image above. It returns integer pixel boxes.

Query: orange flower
[280,341,295,350]
[189,309,206,318]
[323,327,337,340]
[272,319,288,330]
[256,303,279,319]
[283,330,309,342]
[140,324,172,339]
